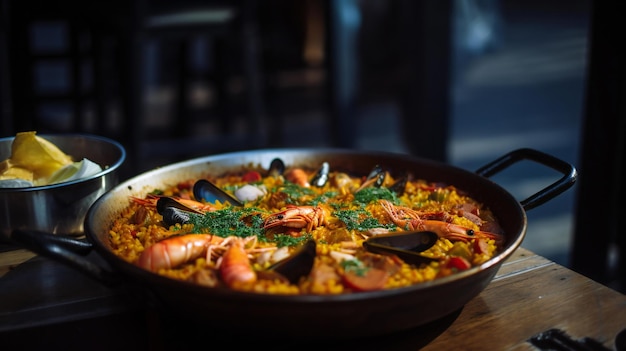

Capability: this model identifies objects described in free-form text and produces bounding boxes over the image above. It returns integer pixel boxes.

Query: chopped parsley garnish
[272,233,313,247]
[354,187,398,205]
[275,183,315,204]
[187,207,309,246]
[188,207,263,237]
[330,201,352,211]
[222,184,238,193]
[148,189,164,196]
[334,209,395,231]
[309,191,338,206]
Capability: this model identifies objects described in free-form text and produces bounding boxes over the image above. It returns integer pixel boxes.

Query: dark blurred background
[1,0,624,292]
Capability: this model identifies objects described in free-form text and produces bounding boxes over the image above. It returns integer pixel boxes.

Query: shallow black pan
[11,148,577,339]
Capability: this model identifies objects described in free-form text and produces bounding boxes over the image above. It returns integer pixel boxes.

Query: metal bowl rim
[0,133,126,193]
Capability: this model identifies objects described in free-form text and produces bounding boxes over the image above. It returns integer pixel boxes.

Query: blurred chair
[2,0,131,139]
[351,0,452,161]
[127,0,266,172]
[257,0,354,148]
[259,0,452,161]
[2,0,265,175]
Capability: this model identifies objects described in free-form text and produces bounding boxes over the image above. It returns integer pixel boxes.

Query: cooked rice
[108,165,502,295]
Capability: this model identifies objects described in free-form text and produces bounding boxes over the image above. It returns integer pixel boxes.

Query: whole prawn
[284,168,310,187]
[137,233,260,289]
[218,238,257,288]
[136,234,224,271]
[379,199,503,244]
[263,205,329,232]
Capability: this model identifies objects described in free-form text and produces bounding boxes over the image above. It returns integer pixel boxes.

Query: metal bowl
[0,134,126,242]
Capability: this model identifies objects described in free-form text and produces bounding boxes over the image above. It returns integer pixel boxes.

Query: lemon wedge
[0,131,103,187]
[9,131,73,179]
[0,159,34,182]
[45,158,103,185]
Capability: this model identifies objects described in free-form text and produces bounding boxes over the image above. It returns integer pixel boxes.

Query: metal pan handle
[475,148,577,211]
[10,229,122,286]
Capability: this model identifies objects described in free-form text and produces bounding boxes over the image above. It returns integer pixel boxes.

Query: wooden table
[1,246,625,350]
[424,249,626,350]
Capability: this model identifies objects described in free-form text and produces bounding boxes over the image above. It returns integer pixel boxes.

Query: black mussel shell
[161,206,192,227]
[266,239,316,284]
[156,196,201,214]
[156,197,200,227]
[367,165,385,187]
[355,164,386,193]
[310,162,330,187]
[268,158,285,177]
[389,174,409,195]
[363,231,439,265]
[193,179,243,207]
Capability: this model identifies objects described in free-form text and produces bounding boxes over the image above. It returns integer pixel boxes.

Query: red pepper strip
[342,268,389,291]
[177,180,194,190]
[242,171,262,183]
[446,256,472,271]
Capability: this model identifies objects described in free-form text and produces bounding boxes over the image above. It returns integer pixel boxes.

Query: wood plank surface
[422,248,626,350]
[0,248,35,277]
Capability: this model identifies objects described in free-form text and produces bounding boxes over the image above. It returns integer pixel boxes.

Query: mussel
[388,173,410,195]
[160,206,193,227]
[193,179,244,207]
[366,164,385,187]
[268,158,285,177]
[264,239,316,284]
[310,161,330,187]
[156,196,202,214]
[156,196,200,226]
[363,231,439,265]
[356,164,386,192]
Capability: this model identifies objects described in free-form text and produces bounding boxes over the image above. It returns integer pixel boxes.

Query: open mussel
[366,164,385,187]
[156,196,202,214]
[160,206,193,227]
[280,160,330,188]
[268,158,285,177]
[264,239,316,284]
[388,173,410,195]
[363,231,439,265]
[310,161,330,187]
[156,196,200,227]
[193,179,243,207]
[356,164,385,192]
